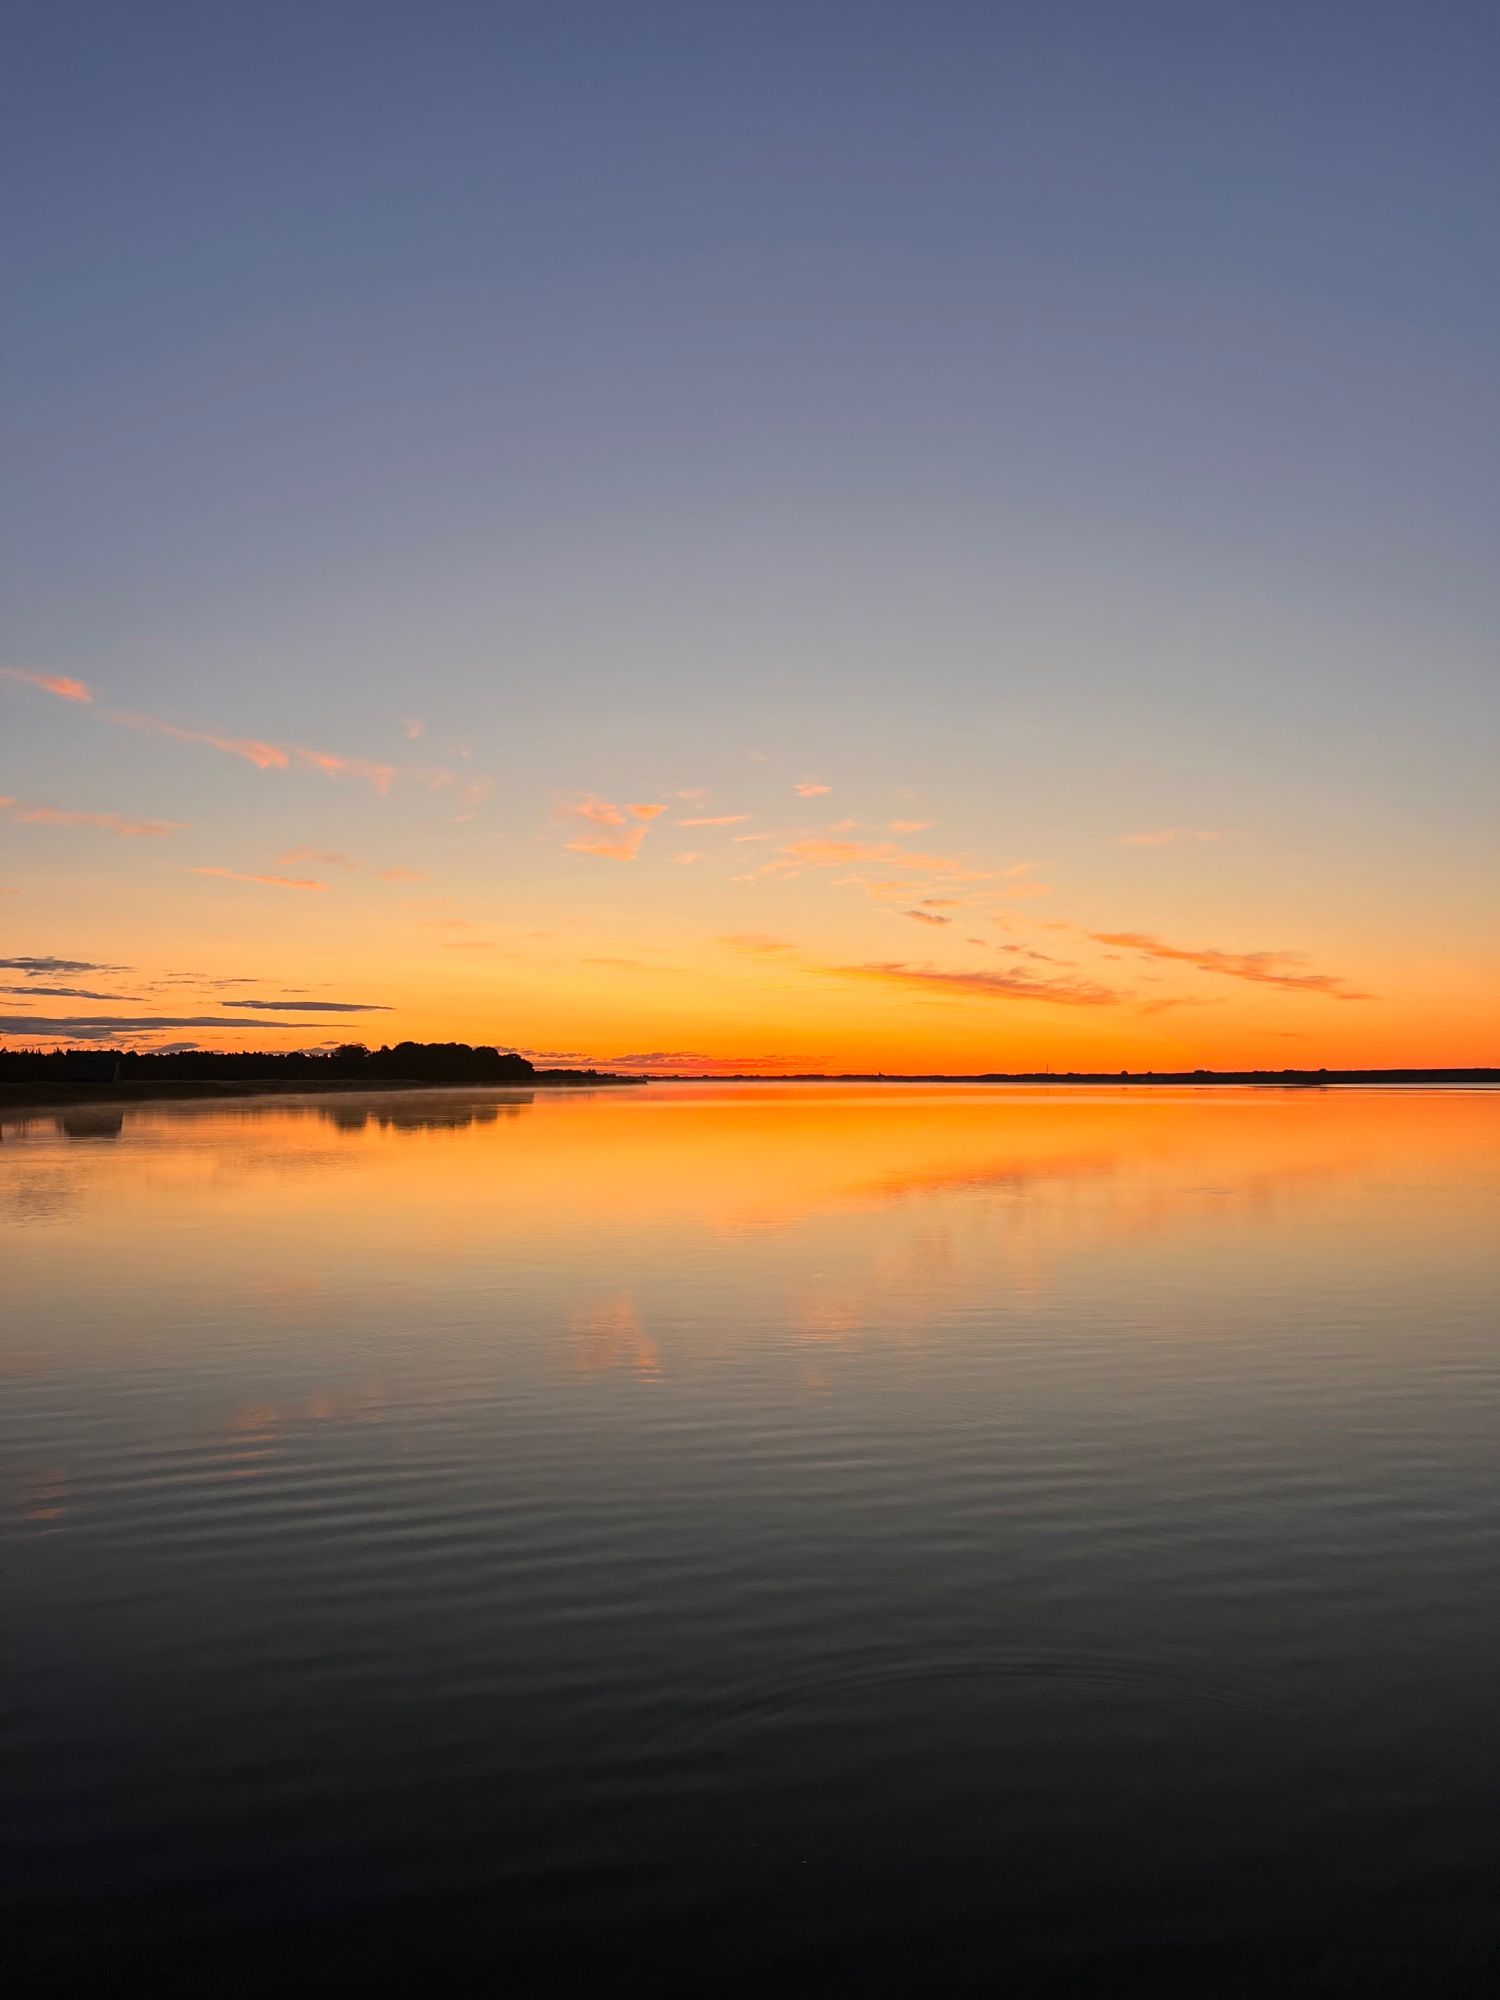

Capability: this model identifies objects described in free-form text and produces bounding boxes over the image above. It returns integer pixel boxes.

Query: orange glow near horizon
[2,688,1496,1072]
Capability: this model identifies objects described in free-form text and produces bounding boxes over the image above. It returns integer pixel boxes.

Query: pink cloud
[759,836,993,884]
[188,867,329,891]
[629,803,668,820]
[567,825,648,861]
[889,819,932,833]
[402,717,425,740]
[562,794,626,828]
[676,814,750,827]
[2,799,186,837]
[292,748,397,792]
[902,909,951,926]
[795,780,831,797]
[112,712,290,769]
[1,666,93,703]
[110,712,396,789]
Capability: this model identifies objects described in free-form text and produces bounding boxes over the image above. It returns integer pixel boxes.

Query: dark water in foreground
[3,1084,1497,1994]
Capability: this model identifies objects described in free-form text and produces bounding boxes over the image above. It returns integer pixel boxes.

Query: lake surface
[3,1083,1497,1993]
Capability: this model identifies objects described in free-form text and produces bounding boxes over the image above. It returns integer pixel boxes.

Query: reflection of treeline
[0,1042,620,1084]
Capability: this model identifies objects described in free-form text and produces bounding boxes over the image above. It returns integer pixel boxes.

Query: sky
[3,0,1497,1072]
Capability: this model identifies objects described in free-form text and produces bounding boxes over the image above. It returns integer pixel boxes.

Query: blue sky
[3,1,1497,1067]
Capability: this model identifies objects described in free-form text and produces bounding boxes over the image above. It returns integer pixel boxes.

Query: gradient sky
[3,0,1497,1071]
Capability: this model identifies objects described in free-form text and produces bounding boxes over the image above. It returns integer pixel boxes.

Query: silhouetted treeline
[0,1041,542,1084]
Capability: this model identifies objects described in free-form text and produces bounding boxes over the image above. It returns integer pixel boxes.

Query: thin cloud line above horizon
[1,797,186,837]
[1087,930,1371,999]
[186,867,330,891]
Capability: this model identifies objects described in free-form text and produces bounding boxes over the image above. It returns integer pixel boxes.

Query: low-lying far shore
[0,1071,639,1114]
[661,1067,1500,1087]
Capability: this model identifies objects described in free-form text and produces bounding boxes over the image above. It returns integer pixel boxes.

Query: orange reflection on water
[2,1085,1496,1391]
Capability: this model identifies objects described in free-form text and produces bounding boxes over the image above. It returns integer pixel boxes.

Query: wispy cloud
[676,813,750,827]
[557,793,657,858]
[0,984,144,1000]
[0,1014,330,1038]
[795,779,831,797]
[1087,930,1370,998]
[8,678,410,796]
[902,909,951,926]
[187,867,329,892]
[563,795,629,827]
[674,851,701,864]
[402,717,425,740]
[1119,828,1221,846]
[0,798,186,837]
[110,712,290,769]
[889,819,932,833]
[0,957,128,976]
[375,866,428,883]
[757,836,992,884]
[830,962,1121,1007]
[109,713,396,789]
[223,998,391,1012]
[290,747,397,791]
[628,803,667,820]
[567,826,648,861]
[1,666,93,703]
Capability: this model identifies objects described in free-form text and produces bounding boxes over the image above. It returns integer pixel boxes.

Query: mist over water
[4,1085,1498,1993]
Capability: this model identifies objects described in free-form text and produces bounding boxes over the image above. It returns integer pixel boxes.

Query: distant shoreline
[0,1073,640,1114]
[656,1068,1499,1086]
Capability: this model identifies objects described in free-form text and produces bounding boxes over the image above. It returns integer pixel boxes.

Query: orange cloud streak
[1088,930,1370,999]
[567,826,648,861]
[1,666,93,703]
[187,867,329,891]
[832,962,1121,1007]
[111,712,290,769]
[110,713,396,788]
[1,798,185,837]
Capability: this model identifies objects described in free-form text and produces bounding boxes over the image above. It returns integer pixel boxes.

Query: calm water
[3,1083,1497,1993]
